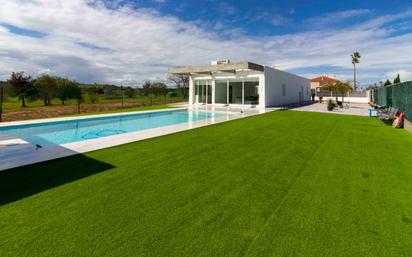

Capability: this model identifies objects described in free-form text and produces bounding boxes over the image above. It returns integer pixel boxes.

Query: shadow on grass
[0,154,115,206]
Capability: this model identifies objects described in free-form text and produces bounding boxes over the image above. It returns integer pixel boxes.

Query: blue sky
[0,0,411,86]
[136,0,411,36]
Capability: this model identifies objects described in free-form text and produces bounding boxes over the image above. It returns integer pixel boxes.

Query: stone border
[404,119,412,134]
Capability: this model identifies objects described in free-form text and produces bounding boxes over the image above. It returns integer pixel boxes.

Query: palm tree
[336,81,352,102]
[351,52,361,91]
[321,80,352,103]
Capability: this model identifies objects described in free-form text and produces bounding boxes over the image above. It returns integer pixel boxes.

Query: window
[282,84,286,96]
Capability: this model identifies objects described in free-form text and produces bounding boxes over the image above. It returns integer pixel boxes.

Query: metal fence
[372,81,412,121]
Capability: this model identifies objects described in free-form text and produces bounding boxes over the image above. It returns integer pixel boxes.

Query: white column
[259,74,265,109]
[212,79,216,105]
[226,80,229,105]
[205,82,208,105]
[242,80,245,105]
[189,76,194,106]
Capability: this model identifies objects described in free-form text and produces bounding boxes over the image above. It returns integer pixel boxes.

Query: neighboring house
[310,76,338,90]
[169,60,310,108]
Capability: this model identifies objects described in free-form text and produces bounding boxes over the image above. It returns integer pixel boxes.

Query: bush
[337,101,343,108]
[327,99,335,111]
[86,93,99,104]
[319,96,323,103]
[168,91,177,97]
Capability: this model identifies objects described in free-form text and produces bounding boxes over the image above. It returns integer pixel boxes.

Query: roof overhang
[168,61,264,75]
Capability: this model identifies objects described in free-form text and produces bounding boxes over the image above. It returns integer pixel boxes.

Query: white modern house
[169,60,310,108]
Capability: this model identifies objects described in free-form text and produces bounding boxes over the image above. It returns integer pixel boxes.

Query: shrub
[86,93,99,104]
[327,99,335,111]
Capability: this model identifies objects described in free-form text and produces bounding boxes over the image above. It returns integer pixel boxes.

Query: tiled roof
[310,76,338,82]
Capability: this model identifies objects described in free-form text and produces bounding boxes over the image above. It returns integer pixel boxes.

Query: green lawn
[1,111,412,256]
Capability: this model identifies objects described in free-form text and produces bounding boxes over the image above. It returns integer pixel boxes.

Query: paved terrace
[290,102,370,116]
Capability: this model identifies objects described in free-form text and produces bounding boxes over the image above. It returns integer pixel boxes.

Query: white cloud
[387,69,412,82]
[271,15,292,26]
[305,9,372,27]
[0,0,411,87]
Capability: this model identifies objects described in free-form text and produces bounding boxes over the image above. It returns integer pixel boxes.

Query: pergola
[168,61,264,75]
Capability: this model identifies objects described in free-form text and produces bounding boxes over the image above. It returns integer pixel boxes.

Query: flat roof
[168,61,264,74]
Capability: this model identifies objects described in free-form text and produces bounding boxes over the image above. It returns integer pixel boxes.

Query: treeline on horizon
[0,72,189,108]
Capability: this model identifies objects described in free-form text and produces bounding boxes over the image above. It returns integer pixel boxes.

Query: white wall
[320,96,370,103]
[319,91,370,103]
[264,67,310,107]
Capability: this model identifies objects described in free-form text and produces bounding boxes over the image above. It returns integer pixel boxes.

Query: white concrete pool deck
[0,106,271,171]
[290,102,370,116]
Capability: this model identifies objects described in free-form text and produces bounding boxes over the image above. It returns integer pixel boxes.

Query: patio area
[290,102,370,116]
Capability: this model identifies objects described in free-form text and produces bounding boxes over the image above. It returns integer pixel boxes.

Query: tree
[152,82,168,97]
[394,74,401,84]
[124,87,135,98]
[142,81,153,105]
[152,82,168,104]
[8,72,35,107]
[56,77,80,105]
[34,74,57,106]
[71,83,82,114]
[142,81,152,96]
[351,52,361,91]
[383,79,392,86]
[0,83,4,122]
[321,80,352,102]
[335,81,352,102]
[168,74,189,99]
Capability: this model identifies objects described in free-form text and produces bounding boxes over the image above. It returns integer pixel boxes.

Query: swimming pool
[0,109,222,147]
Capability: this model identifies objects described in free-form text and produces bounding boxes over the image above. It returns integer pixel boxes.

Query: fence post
[121,86,124,108]
[149,85,153,106]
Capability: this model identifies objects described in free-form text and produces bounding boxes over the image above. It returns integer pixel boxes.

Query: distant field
[2,96,181,110]
[61,104,174,117]
[1,96,185,121]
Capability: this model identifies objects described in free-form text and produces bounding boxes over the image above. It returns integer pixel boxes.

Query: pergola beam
[168,61,264,75]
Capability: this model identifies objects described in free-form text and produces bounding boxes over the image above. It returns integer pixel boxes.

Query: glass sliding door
[195,80,211,104]
[244,78,259,105]
[213,77,260,106]
[207,84,212,104]
[215,80,228,104]
[229,80,242,104]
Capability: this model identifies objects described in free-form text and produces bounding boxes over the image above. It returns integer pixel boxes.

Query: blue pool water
[0,110,221,147]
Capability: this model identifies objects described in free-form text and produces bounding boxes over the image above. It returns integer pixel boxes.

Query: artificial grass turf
[1,111,412,256]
